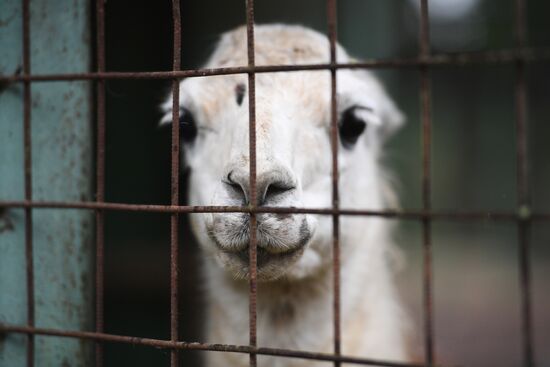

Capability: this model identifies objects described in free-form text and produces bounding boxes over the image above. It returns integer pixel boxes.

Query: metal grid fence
[1,0,550,366]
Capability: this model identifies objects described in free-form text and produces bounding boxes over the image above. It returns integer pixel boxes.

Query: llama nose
[223,167,296,205]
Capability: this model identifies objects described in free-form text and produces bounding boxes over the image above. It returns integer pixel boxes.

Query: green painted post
[0,0,93,366]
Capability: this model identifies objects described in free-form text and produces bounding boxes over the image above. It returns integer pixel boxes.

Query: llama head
[161,25,403,281]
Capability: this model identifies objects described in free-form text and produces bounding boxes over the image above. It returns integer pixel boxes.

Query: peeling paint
[0,209,15,233]
[0,0,92,366]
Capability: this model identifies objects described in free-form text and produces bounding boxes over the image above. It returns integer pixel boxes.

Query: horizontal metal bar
[0,200,549,221]
[0,324,459,367]
[1,48,549,83]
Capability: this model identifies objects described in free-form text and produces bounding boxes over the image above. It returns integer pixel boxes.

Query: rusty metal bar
[22,0,34,366]
[419,0,434,366]
[170,1,182,366]
[327,0,341,365]
[0,324,461,367]
[2,200,550,221]
[245,1,258,366]
[514,0,534,366]
[94,0,106,365]
[1,48,550,83]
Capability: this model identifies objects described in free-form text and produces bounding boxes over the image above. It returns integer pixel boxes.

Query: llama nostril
[224,185,247,204]
[223,170,249,203]
[262,182,295,205]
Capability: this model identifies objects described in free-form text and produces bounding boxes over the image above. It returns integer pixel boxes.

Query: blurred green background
[99,1,550,366]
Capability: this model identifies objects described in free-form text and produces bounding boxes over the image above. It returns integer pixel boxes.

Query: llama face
[161,25,403,281]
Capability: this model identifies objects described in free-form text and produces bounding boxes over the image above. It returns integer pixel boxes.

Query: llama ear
[350,69,405,143]
[159,97,174,126]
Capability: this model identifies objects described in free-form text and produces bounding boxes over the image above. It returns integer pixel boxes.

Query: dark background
[101,1,550,366]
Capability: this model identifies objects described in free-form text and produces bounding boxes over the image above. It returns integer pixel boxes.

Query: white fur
[161,24,410,366]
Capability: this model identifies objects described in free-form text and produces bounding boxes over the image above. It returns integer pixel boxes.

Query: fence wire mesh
[0,0,548,366]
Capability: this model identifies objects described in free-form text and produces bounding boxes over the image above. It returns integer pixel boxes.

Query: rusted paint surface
[0,3,29,366]
[0,0,92,366]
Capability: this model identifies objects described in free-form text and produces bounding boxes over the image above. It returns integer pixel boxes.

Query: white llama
[161,24,410,367]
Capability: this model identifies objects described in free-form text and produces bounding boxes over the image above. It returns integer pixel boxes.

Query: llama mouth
[209,218,313,263]
[209,216,314,272]
[231,245,306,268]
[213,233,310,270]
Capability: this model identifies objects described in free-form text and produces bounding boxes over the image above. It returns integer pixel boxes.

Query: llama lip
[211,227,312,269]
[208,216,313,256]
[232,245,306,268]
[209,230,310,264]
[217,219,312,266]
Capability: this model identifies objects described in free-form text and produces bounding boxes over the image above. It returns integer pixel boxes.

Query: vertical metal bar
[327,0,341,365]
[22,0,34,366]
[245,1,257,366]
[170,1,182,367]
[95,0,106,365]
[514,1,534,366]
[419,0,434,366]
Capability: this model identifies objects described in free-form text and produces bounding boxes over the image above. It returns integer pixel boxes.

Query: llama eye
[339,106,367,148]
[179,107,197,142]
